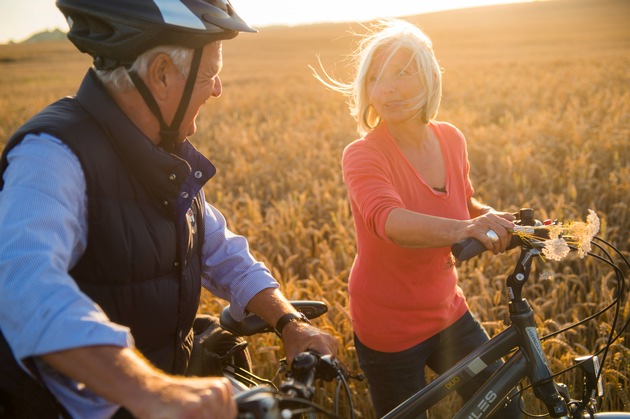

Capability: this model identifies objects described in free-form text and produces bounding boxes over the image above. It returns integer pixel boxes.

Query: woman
[315,19,519,417]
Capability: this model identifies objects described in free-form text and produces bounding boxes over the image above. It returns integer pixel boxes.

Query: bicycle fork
[510,299,570,418]
[507,246,569,418]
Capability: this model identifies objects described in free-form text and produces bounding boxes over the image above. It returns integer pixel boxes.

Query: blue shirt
[0,132,279,418]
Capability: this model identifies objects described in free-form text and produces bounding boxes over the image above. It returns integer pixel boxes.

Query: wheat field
[0,0,628,417]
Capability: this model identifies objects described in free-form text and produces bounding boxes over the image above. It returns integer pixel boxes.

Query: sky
[0,0,536,45]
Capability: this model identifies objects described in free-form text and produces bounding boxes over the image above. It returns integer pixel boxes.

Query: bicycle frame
[384,245,570,419]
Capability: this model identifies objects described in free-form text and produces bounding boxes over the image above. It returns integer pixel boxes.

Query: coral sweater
[342,121,473,352]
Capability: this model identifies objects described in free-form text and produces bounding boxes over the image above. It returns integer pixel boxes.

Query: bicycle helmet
[56,0,256,151]
[56,0,256,70]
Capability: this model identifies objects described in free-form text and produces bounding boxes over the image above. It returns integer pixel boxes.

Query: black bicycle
[380,208,629,419]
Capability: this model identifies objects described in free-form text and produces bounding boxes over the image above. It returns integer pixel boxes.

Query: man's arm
[41,346,236,418]
[0,134,130,359]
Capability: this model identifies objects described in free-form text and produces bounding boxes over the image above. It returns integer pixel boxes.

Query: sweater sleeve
[341,141,403,242]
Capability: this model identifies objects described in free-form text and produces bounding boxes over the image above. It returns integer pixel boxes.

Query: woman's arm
[385,198,515,253]
[384,208,469,248]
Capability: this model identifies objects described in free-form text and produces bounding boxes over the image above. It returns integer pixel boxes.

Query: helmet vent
[153,0,206,29]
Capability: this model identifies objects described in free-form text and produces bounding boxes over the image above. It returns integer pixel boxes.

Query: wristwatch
[275,312,311,336]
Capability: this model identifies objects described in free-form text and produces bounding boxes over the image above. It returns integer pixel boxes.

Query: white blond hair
[313,19,443,135]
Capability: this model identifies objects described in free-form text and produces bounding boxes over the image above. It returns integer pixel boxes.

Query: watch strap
[275,312,311,336]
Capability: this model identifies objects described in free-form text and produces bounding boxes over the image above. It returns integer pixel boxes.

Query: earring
[363,104,380,130]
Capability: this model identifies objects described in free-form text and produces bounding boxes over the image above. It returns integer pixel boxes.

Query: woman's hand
[465,210,515,254]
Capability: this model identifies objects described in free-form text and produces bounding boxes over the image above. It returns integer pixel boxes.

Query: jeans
[354,311,521,418]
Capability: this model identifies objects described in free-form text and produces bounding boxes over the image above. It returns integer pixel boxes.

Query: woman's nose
[375,78,395,94]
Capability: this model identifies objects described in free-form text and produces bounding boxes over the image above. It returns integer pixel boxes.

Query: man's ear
[146,53,175,101]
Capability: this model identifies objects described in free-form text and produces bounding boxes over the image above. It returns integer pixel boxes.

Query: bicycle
[215,207,629,418]
[378,208,630,419]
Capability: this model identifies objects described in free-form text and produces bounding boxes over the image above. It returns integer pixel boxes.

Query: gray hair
[313,19,443,136]
[95,45,193,90]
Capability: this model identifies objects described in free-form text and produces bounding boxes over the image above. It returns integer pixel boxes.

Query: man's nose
[212,76,223,98]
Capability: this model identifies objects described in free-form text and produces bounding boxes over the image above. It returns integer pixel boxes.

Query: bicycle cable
[507,236,628,412]
[539,239,628,382]
[334,372,357,419]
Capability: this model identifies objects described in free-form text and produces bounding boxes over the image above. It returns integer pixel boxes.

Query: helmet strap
[127,47,204,152]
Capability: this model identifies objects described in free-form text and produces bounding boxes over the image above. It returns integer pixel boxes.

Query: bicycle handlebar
[451,208,551,262]
[220,300,328,336]
[235,351,357,418]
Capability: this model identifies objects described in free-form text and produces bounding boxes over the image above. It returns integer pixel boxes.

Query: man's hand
[245,288,339,365]
[41,346,237,419]
[281,321,338,365]
[133,375,236,419]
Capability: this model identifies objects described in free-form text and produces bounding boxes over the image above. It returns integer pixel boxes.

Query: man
[0,0,337,417]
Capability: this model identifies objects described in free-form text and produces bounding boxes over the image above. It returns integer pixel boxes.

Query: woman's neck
[386,119,430,150]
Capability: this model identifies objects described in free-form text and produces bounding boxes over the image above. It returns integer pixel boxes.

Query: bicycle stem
[506,246,537,303]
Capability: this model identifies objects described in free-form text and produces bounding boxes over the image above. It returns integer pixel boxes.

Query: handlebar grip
[452,208,544,262]
[451,238,487,261]
[452,235,524,262]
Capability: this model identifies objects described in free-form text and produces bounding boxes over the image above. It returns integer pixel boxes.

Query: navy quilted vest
[0,69,216,374]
